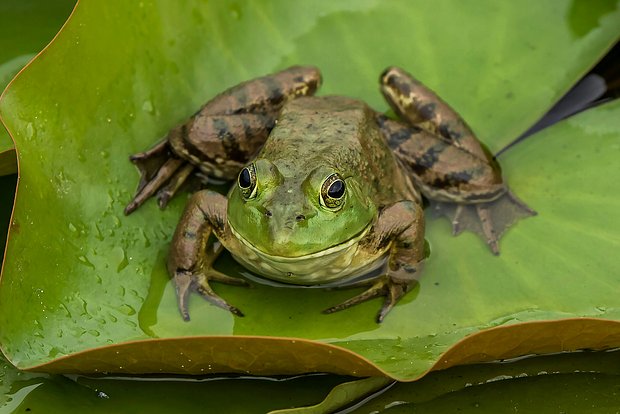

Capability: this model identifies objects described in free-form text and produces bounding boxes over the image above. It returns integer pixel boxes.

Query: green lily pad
[0,0,619,380]
[0,0,76,173]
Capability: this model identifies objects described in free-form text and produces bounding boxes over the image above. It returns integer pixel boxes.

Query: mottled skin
[126,66,534,322]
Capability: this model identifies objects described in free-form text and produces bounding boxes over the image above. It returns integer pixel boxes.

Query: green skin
[125,66,535,323]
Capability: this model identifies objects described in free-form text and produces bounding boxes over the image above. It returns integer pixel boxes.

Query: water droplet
[116,250,129,273]
[48,347,62,358]
[94,223,104,241]
[78,255,96,269]
[118,304,136,315]
[88,329,101,337]
[68,222,77,232]
[59,303,72,318]
[142,100,154,114]
[141,229,151,247]
[78,297,90,317]
[25,122,35,139]
[229,4,242,19]
[106,117,112,123]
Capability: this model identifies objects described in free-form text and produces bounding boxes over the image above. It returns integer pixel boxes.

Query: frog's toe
[323,276,410,323]
[126,138,199,214]
[475,204,500,255]
[195,279,245,317]
[431,189,536,255]
[323,281,385,314]
[173,271,193,321]
[125,157,185,214]
[173,269,246,320]
[156,163,196,209]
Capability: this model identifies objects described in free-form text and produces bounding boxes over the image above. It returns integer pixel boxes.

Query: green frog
[125,66,535,322]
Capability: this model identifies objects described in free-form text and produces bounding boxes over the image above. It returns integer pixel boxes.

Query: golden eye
[320,173,346,210]
[238,163,257,199]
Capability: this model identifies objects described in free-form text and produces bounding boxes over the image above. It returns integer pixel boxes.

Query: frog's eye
[238,163,257,199]
[320,173,346,210]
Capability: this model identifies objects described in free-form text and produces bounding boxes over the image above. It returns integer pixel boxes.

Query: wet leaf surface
[0,0,76,172]
[0,0,619,381]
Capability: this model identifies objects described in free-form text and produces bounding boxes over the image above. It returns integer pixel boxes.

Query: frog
[125,66,535,322]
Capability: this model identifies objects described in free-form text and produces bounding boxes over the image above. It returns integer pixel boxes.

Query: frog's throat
[228,222,378,285]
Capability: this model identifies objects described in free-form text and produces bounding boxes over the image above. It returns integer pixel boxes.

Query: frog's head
[227,158,376,258]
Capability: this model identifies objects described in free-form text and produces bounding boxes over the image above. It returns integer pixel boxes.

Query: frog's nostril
[265,210,273,217]
[295,214,305,222]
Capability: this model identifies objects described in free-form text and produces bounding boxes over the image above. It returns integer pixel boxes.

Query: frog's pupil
[328,180,345,198]
[239,168,251,188]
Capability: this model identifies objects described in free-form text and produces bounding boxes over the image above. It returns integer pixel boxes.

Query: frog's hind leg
[379,67,537,253]
[379,116,536,254]
[380,66,488,161]
[125,66,322,214]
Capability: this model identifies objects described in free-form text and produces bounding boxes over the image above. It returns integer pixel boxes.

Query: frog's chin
[228,222,383,285]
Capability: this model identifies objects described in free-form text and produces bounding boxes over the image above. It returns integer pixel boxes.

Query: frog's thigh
[380,66,487,161]
[169,113,274,180]
[378,116,504,202]
[201,65,322,117]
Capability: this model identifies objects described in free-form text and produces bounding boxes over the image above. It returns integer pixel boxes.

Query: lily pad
[0,0,76,174]
[0,0,619,380]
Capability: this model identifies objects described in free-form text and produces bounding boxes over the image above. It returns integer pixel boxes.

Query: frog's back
[258,96,419,205]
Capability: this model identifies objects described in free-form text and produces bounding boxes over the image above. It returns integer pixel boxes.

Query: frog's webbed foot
[124,139,197,215]
[323,274,418,323]
[431,190,536,255]
[174,266,249,321]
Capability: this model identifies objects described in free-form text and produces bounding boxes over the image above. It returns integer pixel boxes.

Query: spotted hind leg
[125,66,322,214]
[378,67,536,254]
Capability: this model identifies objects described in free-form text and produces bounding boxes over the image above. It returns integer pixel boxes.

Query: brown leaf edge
[17,318,620,381]
[0,149,16,176]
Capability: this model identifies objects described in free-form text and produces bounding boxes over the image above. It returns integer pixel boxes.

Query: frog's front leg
[324,200,425,323]
[168,189,248,320]
[379,67,536,254]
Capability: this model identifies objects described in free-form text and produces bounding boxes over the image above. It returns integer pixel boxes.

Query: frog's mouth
[228,222,378,284]
[229,223,370,261]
